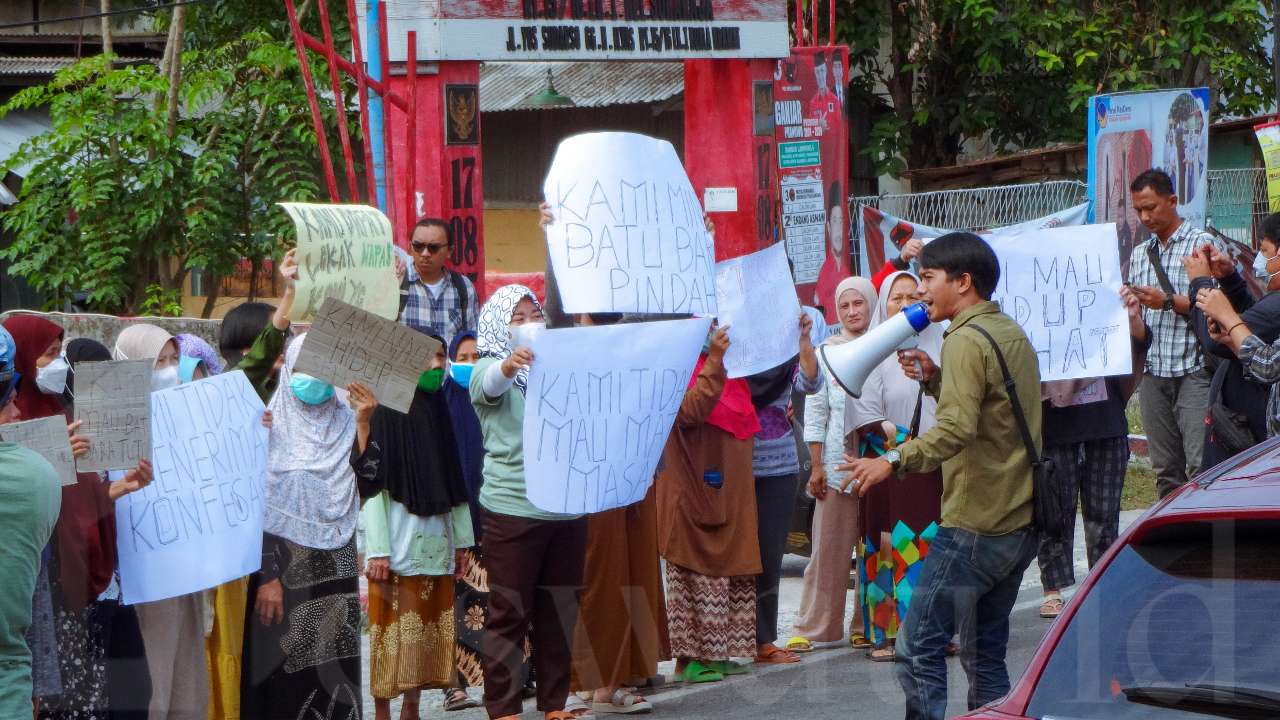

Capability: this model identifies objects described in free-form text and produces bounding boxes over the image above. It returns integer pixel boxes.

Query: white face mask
[151,365,181,392]
[510,322,546,348]
[36,355,70,395]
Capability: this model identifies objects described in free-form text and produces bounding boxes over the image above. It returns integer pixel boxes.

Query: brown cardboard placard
[73,359,153,472]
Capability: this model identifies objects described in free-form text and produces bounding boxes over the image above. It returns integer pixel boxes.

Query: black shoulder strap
[1146,240,1178,299]
[965,323,1040,466]
[449,269,470,329]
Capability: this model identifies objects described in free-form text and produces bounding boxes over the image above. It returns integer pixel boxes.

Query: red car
[963,436,1280,720]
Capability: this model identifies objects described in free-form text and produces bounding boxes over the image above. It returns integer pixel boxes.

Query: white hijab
[263,334,359,550]
[845,271,943,434]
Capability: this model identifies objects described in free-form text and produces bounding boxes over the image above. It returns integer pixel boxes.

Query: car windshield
[1025,519,1280,719]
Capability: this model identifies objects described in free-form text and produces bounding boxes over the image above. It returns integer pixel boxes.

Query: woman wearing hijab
[111,324,212,719]
[566,313,668,716]
[747,312,820,665]
[656,325,759,683]
[240,335,378,720]
[3,317,153,719]
[57,337,154,720]
[788,277,877,654]
[442,331,510,710]
[470,285,586,720]
[361,336,474,720]
[842,271,946,661]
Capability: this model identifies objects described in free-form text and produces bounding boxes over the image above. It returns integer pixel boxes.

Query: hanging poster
[1087,88,1210,277]
[773,45,850,322]
[1255,120,1280,213]
[856,202,1090,280]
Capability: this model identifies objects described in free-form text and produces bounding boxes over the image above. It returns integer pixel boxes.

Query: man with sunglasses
[398,218,479,347]
[0,325,62,718]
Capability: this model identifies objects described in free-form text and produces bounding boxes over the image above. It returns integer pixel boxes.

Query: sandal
[1040,596,1065,619]
[444,688,481,711]
[850,633,873,650]
[785,636,815,653]
[559,694,595,719]
[867,645,896,663]
[705,659,750,676]
[754,645,802,664]
[678,660,725,683]
[590,688,652,715]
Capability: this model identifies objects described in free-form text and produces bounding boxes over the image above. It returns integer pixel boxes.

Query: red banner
[773,46,849,323]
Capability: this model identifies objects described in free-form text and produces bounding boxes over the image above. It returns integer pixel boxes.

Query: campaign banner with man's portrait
[1087,88,1210,278]
[773,45,850,323]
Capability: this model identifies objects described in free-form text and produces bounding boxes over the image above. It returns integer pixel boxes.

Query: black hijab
[356,336,470,518]
[62,337,112,410]
[747,355,800,409]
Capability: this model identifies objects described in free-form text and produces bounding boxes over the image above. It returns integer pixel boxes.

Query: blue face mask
[1254,251,1277,281]
[450,362,474,387]
[290,372,334,405]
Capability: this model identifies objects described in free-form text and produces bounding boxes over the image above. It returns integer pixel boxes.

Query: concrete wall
[0,310,223,353]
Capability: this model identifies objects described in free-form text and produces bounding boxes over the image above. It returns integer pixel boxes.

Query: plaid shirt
[1127,220,1225,378]
[1239,334,1280,438]
[398,261,479,347]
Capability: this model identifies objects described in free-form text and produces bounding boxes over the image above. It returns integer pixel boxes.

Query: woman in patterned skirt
[360,337,474,720]
[655,325,761,683]
[241,336,379,719]
[843,271,945,661]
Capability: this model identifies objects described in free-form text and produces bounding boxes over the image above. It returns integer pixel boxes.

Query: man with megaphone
[838,232,1042,720]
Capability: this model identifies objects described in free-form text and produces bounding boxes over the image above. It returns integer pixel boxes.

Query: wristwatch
[1161,296,1174,312]
[884,449,902,473]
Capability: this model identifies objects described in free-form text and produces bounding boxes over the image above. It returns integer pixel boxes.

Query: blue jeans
[895,525,1037,720]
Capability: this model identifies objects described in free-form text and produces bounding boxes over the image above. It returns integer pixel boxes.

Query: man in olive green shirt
[841,232,1040,720]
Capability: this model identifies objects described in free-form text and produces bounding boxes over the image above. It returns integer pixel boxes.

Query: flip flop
[705,660,750,676]
[560,694,595,719]
[1040,596,1065,619]
[678,660,725,684]
[589,688,652,715]
[754,645,802,664]
[444,689,481,711]
[867,645,896,663]
[850,633,873,650]
[785,636,815,653]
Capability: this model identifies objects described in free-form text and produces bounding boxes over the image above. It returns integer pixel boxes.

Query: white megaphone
[819,302,932,398]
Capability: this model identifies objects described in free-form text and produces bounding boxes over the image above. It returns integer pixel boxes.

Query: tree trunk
[200,272,223,319]
[249,256,262,301]
[165,6,186,139]
[99,0,113,64]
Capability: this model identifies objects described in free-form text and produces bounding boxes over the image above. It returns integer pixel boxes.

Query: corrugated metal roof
[0,107,52,192]
[479,61,683,112]
[0,55,149,76]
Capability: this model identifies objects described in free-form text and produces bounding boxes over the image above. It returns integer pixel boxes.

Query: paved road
[364,510,1146,719]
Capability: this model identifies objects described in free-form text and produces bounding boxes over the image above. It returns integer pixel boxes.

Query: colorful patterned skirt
[857,468,943,646]
[368,573,457,700]
[664,563,756,660]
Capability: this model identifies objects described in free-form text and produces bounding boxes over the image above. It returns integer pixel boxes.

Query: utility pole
[1274,0,1280,114]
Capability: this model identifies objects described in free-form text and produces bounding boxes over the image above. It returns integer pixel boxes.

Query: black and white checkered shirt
[1127,219,1225,378]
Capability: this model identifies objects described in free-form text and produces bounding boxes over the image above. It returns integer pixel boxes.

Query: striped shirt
[1238,334,1280,438]
[1127,220,1225,378]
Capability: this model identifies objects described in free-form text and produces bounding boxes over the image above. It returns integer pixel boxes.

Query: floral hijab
[476,284,542,395]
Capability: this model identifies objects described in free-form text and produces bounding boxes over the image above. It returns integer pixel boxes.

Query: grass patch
[1122,461,1158,511]
[1126,394,1144,435]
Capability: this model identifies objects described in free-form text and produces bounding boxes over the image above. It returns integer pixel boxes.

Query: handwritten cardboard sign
[0,415,77,486]
[74,359,153,473]
[715,242,803,378]
[543,132,717,316]
[280,202,400,322]
[523,317,711,514]
[116,370,268,604]
[985,223,1132,382]
[293,297,443,414]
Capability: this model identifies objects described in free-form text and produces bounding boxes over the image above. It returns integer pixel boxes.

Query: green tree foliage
[1,1,355,315]
[821,0,1273,174]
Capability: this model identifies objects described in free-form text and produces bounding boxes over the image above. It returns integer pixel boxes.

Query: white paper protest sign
[116,370,268,605]
[279,202,400,323]
[715,242,802,378]
[543,132,717,316]
[522,317,711,514]
[984,223,1132,382]
[0,415,77,486]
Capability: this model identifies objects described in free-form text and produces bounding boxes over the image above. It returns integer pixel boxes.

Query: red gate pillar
[386,61,486,295]
[683,59,779,261]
